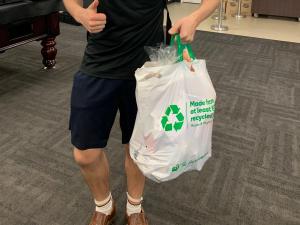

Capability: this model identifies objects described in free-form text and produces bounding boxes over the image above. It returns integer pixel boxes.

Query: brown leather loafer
[89,203,116,225]
[126,209,149,225]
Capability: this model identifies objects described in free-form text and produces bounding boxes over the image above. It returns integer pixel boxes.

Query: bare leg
[125,144,145,199]
[73,148,110,201]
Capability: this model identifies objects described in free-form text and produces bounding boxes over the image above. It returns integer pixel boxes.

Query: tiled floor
[169,3,300,43]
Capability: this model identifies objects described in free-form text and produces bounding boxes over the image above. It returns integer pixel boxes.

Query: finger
[185,37,194,43]
[90,25,105,30]
[181,34,193,44]
[88,0,99,12]
[181,37,191,44]
[88,20,106,27]
[90,13,107,21]
[168,22,181,35]
[180,31,188,40]
[89,27,104,33]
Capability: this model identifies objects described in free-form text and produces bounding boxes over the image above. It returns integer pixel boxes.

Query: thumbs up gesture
[78,0,106,33]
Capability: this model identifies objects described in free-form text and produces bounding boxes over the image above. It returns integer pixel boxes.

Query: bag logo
[161,104,184,132]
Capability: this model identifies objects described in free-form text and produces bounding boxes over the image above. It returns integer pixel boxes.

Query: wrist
[189,13,200,29]
[73,7,85,24]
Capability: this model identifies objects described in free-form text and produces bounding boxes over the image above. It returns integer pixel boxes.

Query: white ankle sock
[126,192,143,216]
[94,192,113,215]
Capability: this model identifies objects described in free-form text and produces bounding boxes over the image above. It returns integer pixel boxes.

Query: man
[63,0,219,224]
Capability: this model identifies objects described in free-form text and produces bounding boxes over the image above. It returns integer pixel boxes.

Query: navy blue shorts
[69,71,137,150]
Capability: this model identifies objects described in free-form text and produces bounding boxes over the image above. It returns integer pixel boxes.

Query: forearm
[63,0,84,22]
[191,0,220,25]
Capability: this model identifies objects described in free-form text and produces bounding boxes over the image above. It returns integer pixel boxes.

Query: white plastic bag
[130,35,216,182]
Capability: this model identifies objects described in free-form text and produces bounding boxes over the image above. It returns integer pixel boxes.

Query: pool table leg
[41,36,57,69]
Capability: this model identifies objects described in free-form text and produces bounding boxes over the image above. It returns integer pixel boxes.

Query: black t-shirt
[80,0,165,79]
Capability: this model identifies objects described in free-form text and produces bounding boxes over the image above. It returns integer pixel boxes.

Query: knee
[73,148,103,167]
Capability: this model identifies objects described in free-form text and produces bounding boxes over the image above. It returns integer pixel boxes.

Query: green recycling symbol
[161,104,185,132]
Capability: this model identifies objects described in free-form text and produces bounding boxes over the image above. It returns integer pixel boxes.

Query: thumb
[88,0,99,12]
[168,22,181,35]
[183,49,192,62]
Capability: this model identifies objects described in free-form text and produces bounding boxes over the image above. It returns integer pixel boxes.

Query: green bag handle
[170,34,196,62]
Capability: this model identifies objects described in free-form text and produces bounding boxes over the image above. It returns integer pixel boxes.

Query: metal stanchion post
[234,0,246,19]
[211,0,228,31]
[211,1,226,20]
